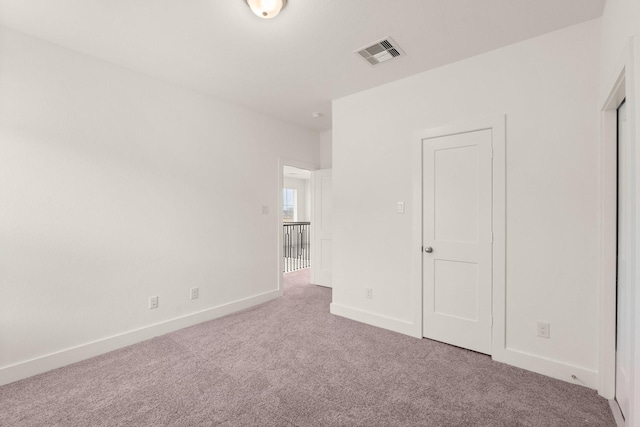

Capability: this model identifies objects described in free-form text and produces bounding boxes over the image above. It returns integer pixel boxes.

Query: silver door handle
[424,246,433,253]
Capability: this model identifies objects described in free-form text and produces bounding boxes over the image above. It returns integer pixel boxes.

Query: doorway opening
[278,161,333,294]
[278,162,314,296]
[282,165,312,274]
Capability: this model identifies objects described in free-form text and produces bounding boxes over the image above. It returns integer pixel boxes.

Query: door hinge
[490,316,493,327]
[491,232,494,243]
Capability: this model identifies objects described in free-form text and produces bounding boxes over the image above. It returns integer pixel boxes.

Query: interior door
[311,169,332,287]
[422,129,493,355]
[615,99,630,419]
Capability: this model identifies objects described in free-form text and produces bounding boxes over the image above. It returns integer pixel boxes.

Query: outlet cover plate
[537,322,550,338]
[149,296,159,309]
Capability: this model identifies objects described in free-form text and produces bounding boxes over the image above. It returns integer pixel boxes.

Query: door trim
[598,38,632,401]
[411,115,506,356]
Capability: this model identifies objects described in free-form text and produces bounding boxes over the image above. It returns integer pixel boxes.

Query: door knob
[424,246,433,253]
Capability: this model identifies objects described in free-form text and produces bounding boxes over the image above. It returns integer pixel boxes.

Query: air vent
[355,37,405,66]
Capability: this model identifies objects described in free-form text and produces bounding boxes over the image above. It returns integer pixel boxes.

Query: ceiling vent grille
[355,37,405,66]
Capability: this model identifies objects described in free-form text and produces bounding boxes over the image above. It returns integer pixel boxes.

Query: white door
[422,129,493,355]
[311,169,332,287]
[615,100,630,419]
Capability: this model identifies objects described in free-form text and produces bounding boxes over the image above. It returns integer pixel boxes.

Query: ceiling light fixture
[245,0,287,19]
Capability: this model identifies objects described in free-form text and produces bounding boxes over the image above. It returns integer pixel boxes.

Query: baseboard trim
[330,303,599,390]
[330,303,421,338]
[493,347,599,390]
[609,399,625,427]
[0,289,282,387]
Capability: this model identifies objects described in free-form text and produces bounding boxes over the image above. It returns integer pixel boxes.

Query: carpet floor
[0,269,615,426]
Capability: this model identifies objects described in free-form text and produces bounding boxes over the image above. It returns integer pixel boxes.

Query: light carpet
[0,269,615,426]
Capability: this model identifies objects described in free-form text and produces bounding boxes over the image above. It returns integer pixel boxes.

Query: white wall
[283,177,310,222]
[319,130,332,169]
[331,20,601,388]
[600,0,640,422]
[0,26,320,385]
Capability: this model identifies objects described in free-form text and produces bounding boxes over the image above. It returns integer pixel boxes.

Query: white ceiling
[0,0,605,132]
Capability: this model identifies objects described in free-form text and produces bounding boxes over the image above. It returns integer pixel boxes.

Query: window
[283,188,297,222]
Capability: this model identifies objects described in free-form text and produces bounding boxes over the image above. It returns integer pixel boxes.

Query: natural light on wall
[245,0,287,19]
[283,188,297,222]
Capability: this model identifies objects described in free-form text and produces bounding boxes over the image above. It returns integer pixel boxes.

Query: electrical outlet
[537,322,550,338]
[190,287,199,300]
[397,202,405,214]
[149,296,159,310]
[366,288,373,299]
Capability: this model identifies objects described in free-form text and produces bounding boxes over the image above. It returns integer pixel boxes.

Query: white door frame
[598,39,640,427]
[600,70,626,401]
[277,157,318,293]
[598,38,634,401]
[411,115,506,357]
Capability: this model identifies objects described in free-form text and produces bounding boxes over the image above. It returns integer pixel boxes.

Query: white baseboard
[609,400,625,427]
[330,303,599,390]
[0,289,282,387]
[493,346,599,390]
[330,302,421,338]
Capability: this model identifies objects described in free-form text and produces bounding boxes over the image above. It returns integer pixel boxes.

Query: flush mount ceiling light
[245,0,287,19]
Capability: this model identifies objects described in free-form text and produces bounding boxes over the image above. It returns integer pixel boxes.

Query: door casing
[598,48,630,401]
[411,115,506,358]
[616,97,631,420]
